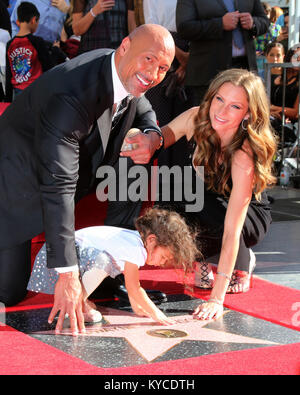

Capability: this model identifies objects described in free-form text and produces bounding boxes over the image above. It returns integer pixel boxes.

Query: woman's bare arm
[161,106,198,148]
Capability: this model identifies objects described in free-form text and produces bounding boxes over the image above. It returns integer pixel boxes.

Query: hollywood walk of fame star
[34,308,279,362]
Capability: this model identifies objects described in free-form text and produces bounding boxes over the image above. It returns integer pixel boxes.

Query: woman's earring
[241,118,248,131]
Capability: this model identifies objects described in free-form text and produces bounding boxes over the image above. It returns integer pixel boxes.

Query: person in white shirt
[143,0,176,32]
[143,0,189,112]
[0,2,11,99]
[28,207,198,329]
[0,27,10,97]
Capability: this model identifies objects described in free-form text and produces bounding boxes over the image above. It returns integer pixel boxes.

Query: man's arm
[132,94,161,134]
[35,93,89,335]
[35,93,87,270]
[247,0,270,37]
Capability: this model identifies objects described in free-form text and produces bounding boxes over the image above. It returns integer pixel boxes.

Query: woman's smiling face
[209,82,249,146]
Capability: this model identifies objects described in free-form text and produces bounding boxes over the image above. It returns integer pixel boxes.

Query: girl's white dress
[27,226,147,294]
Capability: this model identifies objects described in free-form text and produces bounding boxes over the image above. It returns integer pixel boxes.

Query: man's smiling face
[115,27,175,97]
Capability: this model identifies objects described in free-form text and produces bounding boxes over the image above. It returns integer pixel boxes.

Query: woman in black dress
[160,69,277,321]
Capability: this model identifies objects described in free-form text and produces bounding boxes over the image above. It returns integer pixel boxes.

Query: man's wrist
[143,128,164,150]
[251,21,257,35]
[55,265,79,274]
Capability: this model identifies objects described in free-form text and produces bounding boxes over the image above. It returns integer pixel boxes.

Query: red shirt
[7,35,43,90]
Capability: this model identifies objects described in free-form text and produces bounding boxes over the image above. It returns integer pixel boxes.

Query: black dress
[271,75,299,109]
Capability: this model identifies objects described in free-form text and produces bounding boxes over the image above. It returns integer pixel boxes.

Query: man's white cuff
[55,265,79,274]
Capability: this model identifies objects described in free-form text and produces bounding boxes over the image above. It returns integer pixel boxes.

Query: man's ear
[16,19,20,27]
[119,36,131,56]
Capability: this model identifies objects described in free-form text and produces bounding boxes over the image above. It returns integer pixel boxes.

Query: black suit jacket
[0,49,160,268]
[176,0,269,87]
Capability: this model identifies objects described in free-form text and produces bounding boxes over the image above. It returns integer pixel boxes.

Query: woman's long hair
[193,68,277,200]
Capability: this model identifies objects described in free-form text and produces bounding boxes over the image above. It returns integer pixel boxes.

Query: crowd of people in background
[0,1,298,118]
[256,2,299,150]
[0,1,298,144]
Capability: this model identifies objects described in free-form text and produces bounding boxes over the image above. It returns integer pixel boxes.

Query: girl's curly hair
[135,207,199,273]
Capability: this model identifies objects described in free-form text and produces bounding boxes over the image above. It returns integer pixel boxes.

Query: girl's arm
[123,261,173,325]
[194,147,255,320]
[128,295,148,317]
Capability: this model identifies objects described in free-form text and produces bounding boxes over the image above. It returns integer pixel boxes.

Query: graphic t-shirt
[7,35,43,89]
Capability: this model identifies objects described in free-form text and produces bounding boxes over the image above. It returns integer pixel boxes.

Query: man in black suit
[176,0,269,106]
[0,24,175,335]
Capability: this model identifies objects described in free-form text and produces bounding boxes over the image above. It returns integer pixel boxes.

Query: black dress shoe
[90,274,167,305]
[113,284,167,305]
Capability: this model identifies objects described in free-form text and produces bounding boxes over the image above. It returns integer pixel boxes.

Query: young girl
[27,207,198,326]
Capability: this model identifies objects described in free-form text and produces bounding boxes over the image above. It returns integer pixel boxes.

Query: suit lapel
[93,53,114,159]
[97,107,113,154]
[94,53,114,121]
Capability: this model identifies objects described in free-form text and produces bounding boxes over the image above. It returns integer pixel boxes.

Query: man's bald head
[128,24,175,57]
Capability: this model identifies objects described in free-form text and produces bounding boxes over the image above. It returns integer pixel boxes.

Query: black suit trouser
[0,240,31,306]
